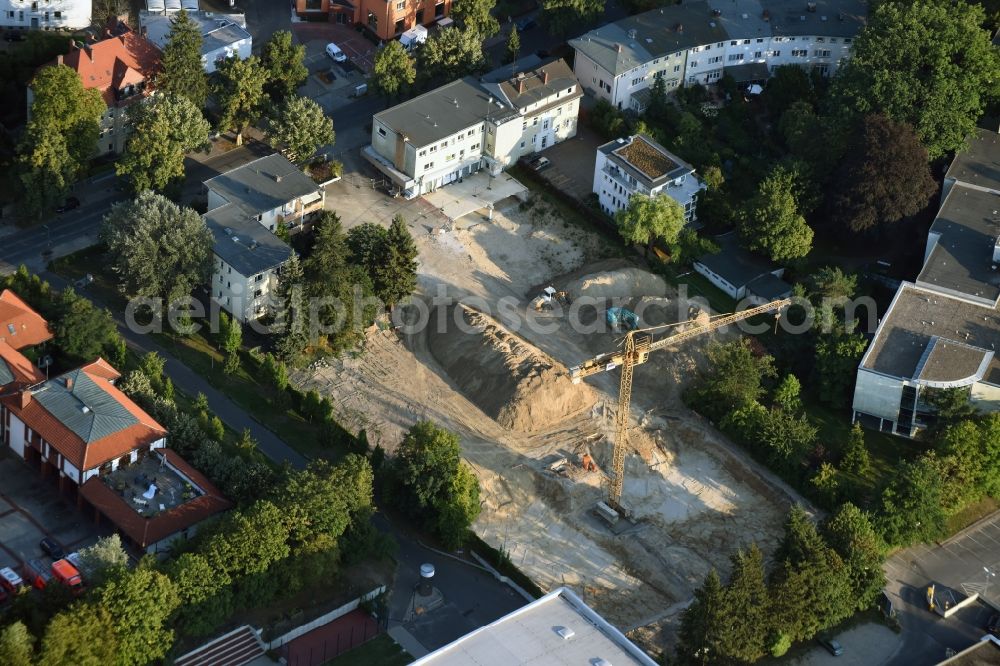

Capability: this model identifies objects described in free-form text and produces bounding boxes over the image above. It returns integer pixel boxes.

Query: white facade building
[364,56,582,197]
[569,0,866,111]
[203,154,324,322]
[139,10,251,74]
[852,129,1000,437]
[594,134,706,223]
[1,0,91,30]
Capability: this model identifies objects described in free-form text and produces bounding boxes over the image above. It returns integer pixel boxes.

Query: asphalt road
[884,512,1000,664]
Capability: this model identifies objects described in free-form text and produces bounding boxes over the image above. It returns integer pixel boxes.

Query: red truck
[23,559,52,590]
[50,559,84,595]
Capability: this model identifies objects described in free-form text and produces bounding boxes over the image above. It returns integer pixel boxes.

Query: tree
[841,422,871,475]
[772,374,802,413]
[435,462,481,548]
[98,567,180,666]
[740,166,813,263]
[452,0,499,38]
[763,65,816,118]
[158,9,208,109]
[203,500,291,577]
[262,353,289,392]
[504,25,521,65]
[262,30,308,101]
[813,325,867,407]
[53,290,118,362]
[218,311,243,355]
[832,115,937,234]
[20,65,105,217]
[694,339,776,419]
[540,0,603,37]
[924,387,976,433]
[372,41,416,101]
[394,420,461,510]
[39,603,119,666]
[824,503,886,611]
[614,194,685,257]
[278,457,374,551]
[0,622,34,666]
[101,191,213,305]
[266,95,334,163]
[830,0,1000,159]
[418,28,486,84]
[141,351,166,389]
[675,569,725,665]
[809,266,857,303]
[214,55,269,145]
[272,253,308,361]
[878,452,949,547]
[376,215,419,307]
[76,534,129,585]
[116,93,210,193]
[347,223,389,277]
[718,544,770,663]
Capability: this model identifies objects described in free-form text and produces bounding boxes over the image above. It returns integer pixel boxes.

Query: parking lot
[0,451,107,572]
[531,124,606,204]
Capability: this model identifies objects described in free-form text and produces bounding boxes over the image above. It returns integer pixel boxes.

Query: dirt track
[304,194,805,654]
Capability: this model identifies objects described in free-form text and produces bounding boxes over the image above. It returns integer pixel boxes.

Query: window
[689,60,699,68]
[844,38,852,44]
[472,143,480,150]
[653,58,660,64]
[520,141,525,148]
[730,40,737,46]
[446,153,455,161]
[416,8,423,22]
[814,49,831,57]
[708,56,722,64]
[533,117,538,125]
[816,37,825,43]
[377,127,387,137]
[53,10,60,18]
[522,120,527,129]
[419,149,426,156]
[830,38,838,43]
[717,41,723,47]
[255,274,264,282]
[742,39,750,44]
[426,161,434,169]
[703,44,711,50]
[367,11,377,30]
[254,289,262,298]
[673,64,680,72]
[727,53,744,62]
[754,51,762,58]
[542,119,549,130]
[792,49,808,57]
[396,0,405,8]
[756,38,764,43]
[429,145,437,153]
[631,76,643,86]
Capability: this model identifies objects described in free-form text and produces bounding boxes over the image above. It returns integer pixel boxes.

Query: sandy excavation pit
[310,191,802,656]
[427,305,596,431]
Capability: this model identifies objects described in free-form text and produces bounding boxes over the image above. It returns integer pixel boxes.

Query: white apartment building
[364,56,582,197]
[203,154,324,322]
[1,0,91,30]
[569,0,866,112]
[139,10,252,74]
[594,134,706,223]
[852,129,1000,437]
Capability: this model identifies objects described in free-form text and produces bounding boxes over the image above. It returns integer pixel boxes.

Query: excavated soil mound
[427,305,596,431]
[565,267,668,302]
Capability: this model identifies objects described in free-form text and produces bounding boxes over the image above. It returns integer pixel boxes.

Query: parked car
[56,196,80,213]
[0,566,23,594]
[325,42,347,62]
[5,31,26,42]
[818,637,843,656]
[987,613,1000,637]
[527,156,552,172]
[39,537,64,560]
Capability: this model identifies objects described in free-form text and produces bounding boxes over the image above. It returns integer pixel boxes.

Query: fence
[268,585,385,651]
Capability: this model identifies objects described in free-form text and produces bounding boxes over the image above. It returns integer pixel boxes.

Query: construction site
[302,191,800,652]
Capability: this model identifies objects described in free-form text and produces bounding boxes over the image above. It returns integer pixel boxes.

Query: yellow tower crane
[569,298,791,518]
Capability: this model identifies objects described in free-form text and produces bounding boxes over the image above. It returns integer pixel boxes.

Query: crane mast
[570,298,790,515]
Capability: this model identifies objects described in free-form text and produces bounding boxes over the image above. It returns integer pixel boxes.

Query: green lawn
[325,634,412,666]
[673,270,737,314]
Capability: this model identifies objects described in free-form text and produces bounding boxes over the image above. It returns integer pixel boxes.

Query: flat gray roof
[205,153,320,218]
[946,128,1000,194]
[374,78,494,149]
[411,588,657,666]
[916,184,1000,305]
[747,272,792,300]
[695,232,777,288]
[205,203,292,277]
[139,10,250,54]
[862,283,1000,385]
[34,370,138,444]
[761,0,868,38]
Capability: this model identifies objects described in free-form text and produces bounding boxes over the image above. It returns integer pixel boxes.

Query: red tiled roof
[0,290,52,349]
[0,340,44,386]
[2,359,166,472]
[62,31,162,107]
[79,449,232,549]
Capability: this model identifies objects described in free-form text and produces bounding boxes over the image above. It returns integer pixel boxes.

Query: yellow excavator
[569,298,791,520]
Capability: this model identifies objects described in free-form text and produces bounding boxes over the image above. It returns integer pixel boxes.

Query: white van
[325,43,347,62]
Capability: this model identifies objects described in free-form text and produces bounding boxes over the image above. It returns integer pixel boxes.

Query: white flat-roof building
[139,9,251,74]
[569,0,867,112]
[1,0,91,30]
[411,587,657,666]
[594,134,706,223]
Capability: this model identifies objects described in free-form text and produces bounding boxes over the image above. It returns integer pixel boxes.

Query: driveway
[531,125,605,204]
[0,451,109,571]
[884,511,1000,664]
[787,623,902,666]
